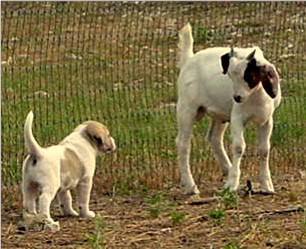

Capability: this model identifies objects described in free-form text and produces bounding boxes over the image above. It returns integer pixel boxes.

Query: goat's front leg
[257,118,274,193]
[224,118,245,191]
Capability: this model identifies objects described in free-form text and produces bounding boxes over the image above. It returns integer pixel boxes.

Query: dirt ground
[2,172,306,249]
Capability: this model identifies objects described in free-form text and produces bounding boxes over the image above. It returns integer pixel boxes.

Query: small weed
[85,215,106,249]
[112,182,132,196]
[217,188,238,209]
[300,216,306,238]
[147,192,165,217]
[224,242,239,249]
[148,192,164,205]
[209,208,227,225]
[148,204,164,217]
[223,237,240,248]
[146,193,184,223]
[168,211,185,224]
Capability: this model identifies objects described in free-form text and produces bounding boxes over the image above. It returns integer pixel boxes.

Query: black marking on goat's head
[243,50,279,98]
[221,47,235,74]
[243,57,261,89]
[221,53,230,74]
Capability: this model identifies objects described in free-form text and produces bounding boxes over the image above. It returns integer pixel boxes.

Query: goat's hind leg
[257,118,274,193]
[176,105,202,195]
[206,120,231,176]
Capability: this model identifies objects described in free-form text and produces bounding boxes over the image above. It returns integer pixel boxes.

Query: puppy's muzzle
[105,137,116,153]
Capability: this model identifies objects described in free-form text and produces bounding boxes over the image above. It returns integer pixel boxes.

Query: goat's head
[221,47,280,103]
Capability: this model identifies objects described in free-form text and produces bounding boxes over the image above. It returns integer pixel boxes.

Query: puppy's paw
[64,209,79,217]
[81,210,95,218]
[44,220,60,232]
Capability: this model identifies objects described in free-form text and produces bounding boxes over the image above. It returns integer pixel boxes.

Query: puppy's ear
[221,47,234,74]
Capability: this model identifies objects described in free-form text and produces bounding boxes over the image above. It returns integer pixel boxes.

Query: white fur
[176,23,281,195]
[22,111,116,231]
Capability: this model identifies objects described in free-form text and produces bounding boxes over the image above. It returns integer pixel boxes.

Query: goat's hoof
[260,186,275,195]
[184,185,200,196]
[260,190,275,195]
[223,183,238,192]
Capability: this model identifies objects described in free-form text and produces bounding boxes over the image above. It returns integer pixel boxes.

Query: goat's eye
[94,136,103,145]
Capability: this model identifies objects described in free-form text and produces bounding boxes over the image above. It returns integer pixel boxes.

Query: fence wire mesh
[1,2,305,192]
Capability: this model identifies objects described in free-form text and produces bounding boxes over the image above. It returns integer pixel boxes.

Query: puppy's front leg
[78,177,95,218]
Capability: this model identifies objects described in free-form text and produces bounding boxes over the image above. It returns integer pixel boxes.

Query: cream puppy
[22,111,116,231]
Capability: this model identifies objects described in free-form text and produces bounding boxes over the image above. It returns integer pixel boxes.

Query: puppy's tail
[178,23,194,69]
[24,111,43,157]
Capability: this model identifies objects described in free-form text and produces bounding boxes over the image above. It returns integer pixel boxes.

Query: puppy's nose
[233,95,241,103]
[106,147,113,152]
[106,138,116,152]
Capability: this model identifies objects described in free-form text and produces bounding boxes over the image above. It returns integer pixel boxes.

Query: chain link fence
[2,2,305,192]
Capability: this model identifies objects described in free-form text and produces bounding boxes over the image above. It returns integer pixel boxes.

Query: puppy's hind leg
[38,186,59,230]
[23,182,38,214]
[57,190,79,216]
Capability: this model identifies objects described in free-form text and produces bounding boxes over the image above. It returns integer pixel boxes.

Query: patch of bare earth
[2,173,306,249]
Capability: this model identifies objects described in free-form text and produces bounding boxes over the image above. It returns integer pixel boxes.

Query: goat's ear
[262,67,280,99]
[221,47,235,74]
[221,52,230,74]
[246,49,256,61]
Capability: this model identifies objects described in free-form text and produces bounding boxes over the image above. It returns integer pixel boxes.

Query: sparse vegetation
[168,210,185,224]
[85,215,106,249]
[223,242,239,249]
[300,216,306,240]
[217,188,239,210]
[146,192,185,224]
[208,208,227,225]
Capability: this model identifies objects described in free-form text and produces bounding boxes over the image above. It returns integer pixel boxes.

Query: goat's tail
[24,111,43,157]
[178,23,194,69]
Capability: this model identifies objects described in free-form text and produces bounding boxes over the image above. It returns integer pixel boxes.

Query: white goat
[176,23,281,195]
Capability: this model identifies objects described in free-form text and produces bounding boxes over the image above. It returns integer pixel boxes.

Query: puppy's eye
[94,136,103,145]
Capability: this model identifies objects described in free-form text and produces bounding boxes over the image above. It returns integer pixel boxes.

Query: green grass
[1,2,305,190]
